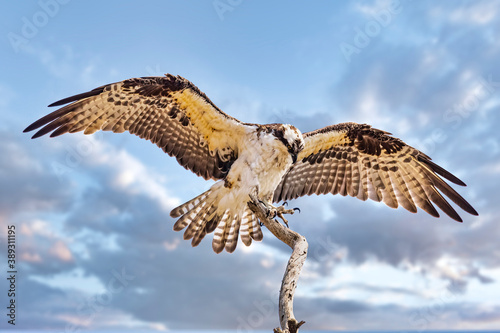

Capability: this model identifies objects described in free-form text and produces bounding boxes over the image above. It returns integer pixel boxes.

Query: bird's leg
[249,189,299,227]
[275,205,300,228]
[274,205,295,228]
[256,200,299,228]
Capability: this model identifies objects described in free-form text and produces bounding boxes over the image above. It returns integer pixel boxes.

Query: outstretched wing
[274,122,478,222]
[24,75,252,180]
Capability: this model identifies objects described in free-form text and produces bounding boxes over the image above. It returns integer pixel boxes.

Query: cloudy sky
[1,0,500,331]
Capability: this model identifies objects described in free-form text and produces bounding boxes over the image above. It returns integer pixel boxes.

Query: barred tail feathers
[211,205,263,253]
[170,185,263,253]
[239,207,263,246]
[170,189,212,219]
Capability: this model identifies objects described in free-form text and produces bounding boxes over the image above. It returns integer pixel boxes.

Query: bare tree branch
[248,195,308,333]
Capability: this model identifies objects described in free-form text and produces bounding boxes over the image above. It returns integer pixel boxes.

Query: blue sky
[1,0,500,331]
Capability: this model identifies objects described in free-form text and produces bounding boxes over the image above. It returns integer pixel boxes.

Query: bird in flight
[24,74,478,253]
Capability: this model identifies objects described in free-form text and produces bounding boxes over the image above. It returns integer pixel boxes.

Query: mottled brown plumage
[25,75,245,180]
[273,123,477,222]
[25,74,478,254]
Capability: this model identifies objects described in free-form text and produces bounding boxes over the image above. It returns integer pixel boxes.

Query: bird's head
[273,124,304,163]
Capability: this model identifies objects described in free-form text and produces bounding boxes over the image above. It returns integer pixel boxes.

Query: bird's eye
[287,144,292,150]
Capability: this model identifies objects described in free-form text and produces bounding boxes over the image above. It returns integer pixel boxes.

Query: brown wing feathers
[25,75,477,225]
[24,75,242,181]
[274,123,478,222]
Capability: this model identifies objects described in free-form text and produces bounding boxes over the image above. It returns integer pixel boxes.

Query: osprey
[24,74,478,253]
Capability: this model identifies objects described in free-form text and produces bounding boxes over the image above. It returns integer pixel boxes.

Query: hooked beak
[291,152,298,164]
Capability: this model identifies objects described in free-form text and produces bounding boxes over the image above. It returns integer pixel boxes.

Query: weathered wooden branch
[248,195,308,333]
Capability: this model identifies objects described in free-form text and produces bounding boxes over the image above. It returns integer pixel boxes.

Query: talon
[277,213,289,228]
[251,197,297,228]
[293,207,301,213]
[262,201,277,218]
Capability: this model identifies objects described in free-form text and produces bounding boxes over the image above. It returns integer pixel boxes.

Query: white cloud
[30,268,105,294]
[55,133,182,212]
[49,240,73,262]
[163,239,181,251]
[448,1,498,25]
[353,0,397,17]
[21,252,42,263]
